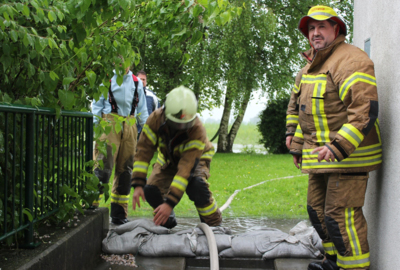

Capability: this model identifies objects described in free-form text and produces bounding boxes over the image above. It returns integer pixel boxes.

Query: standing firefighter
[131,86,222,228]
[285,6,382,270]
[92,65,149,225]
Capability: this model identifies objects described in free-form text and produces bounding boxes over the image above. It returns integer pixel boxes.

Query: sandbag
[102,219,323,260]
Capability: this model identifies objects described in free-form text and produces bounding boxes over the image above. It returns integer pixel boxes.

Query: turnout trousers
[93,114,138,219]
[307,173,370,270]
[145,161,222,226]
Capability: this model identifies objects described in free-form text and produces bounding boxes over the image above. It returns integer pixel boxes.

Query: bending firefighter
[92,65,149,225]
[131,86,222,228]
[285,6,382,270]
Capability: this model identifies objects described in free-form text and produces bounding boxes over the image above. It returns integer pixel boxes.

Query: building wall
[353,1,400,269]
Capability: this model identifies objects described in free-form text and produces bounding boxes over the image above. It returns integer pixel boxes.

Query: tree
[213,0,354,153]
[258,94,290,154]
[0,0,240,111]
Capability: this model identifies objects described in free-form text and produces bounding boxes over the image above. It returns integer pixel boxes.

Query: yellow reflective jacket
[286,35,382,174]
[131,108,215,207]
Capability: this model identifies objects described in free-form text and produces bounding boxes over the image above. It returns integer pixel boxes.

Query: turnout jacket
[286,35,382,174]
[131,108,215,207]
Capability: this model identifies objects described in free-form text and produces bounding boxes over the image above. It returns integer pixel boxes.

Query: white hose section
[196,223,219,270]
[220,175,304,212]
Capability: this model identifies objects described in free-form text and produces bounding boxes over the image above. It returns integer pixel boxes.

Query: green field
[100,153,309,219]
[203,122,262,146]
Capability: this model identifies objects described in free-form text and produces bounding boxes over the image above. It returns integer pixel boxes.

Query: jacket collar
[301,34,346,71]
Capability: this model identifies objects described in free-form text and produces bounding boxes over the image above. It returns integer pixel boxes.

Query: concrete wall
[353,1,400,269]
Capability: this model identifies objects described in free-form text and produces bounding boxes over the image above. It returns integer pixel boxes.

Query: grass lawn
[204,122,262,146]
[99,153,309,220]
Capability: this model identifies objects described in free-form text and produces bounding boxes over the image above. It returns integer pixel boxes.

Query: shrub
[257,95,290,154]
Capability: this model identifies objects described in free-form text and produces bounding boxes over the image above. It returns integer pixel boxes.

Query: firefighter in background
[131,86,222,228]
[285,6,382,270]
[91,64,149,225]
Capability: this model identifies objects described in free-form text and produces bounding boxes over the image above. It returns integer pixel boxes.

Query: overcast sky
[199,91,268,122]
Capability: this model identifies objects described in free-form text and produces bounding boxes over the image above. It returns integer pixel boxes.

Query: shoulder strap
[108,79,118,113]
[130,74,140,115]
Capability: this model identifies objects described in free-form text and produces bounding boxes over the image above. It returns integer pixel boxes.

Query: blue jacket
[92,70,149,126]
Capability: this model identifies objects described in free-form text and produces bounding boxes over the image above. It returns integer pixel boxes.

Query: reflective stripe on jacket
[286,35,382,174]
[132,108,215,206]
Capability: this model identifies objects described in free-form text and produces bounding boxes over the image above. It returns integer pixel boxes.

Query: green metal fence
[0,103,93,247]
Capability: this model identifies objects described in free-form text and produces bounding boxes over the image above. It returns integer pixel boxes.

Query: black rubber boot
[161,210,177,229]
[308,255,339,270]
[111,217,129,225]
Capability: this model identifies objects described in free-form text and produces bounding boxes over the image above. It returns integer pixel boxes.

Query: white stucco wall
[353,1,400,269]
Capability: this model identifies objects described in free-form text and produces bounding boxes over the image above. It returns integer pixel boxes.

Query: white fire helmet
[165,86,198,130]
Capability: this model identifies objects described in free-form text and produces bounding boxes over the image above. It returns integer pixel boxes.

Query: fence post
[85,116,93,172]
[24,112,36,248]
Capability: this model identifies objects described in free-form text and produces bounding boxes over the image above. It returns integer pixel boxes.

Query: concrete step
[274,258,321,270]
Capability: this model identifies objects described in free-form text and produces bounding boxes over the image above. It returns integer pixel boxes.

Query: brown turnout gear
[307,173,369,269]
[132,108,221,226]
[286,34,381,270]
[93,113,137,219]
[286,35,382,174]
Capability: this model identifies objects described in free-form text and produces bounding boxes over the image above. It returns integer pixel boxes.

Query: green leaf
[220,10,231,25]
[69,39,74,50]
[236,7,242,16]
[23,34,29,47]
[48,37,53,48]
[22,5,30,17]
[39,70,45,82]
[62,185,79,198]
[48,10,56,22]
[111,142,117,155]
[100,85,108,100]
[49,71,59,81]
[192,5,203,17]
[198,0,208,7]
[58,89,76,109]
[116,75,123,86]
[114,121,122,134]
[28,63,35,77]
[2,93,12,103]
[96,15,103,26]
[190,30,203,45]
[85,71,96,87]
[23,209,33,222]
[180,53,190,66]
[56,10,64,21]
[56,107,61,119]
[172,28,187,38]
[46,196,56,204]
[63,77,76,85]
[74,202,84,215]
[3,44,10,55]
[3,11,10,21]
[10,30,18,42]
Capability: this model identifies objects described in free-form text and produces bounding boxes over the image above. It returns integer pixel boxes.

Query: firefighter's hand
[311,146,335,162]
[293,155,302,169]
[132,186,146,210]
[286,135,294,149]
[153,203,173,226]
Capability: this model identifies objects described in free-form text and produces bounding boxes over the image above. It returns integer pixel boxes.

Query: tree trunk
[226,94,251,152]
[217,88,233,153]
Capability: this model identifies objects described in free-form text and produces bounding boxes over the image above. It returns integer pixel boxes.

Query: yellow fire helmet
[298,5,347,39]
[165,86,198,130]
